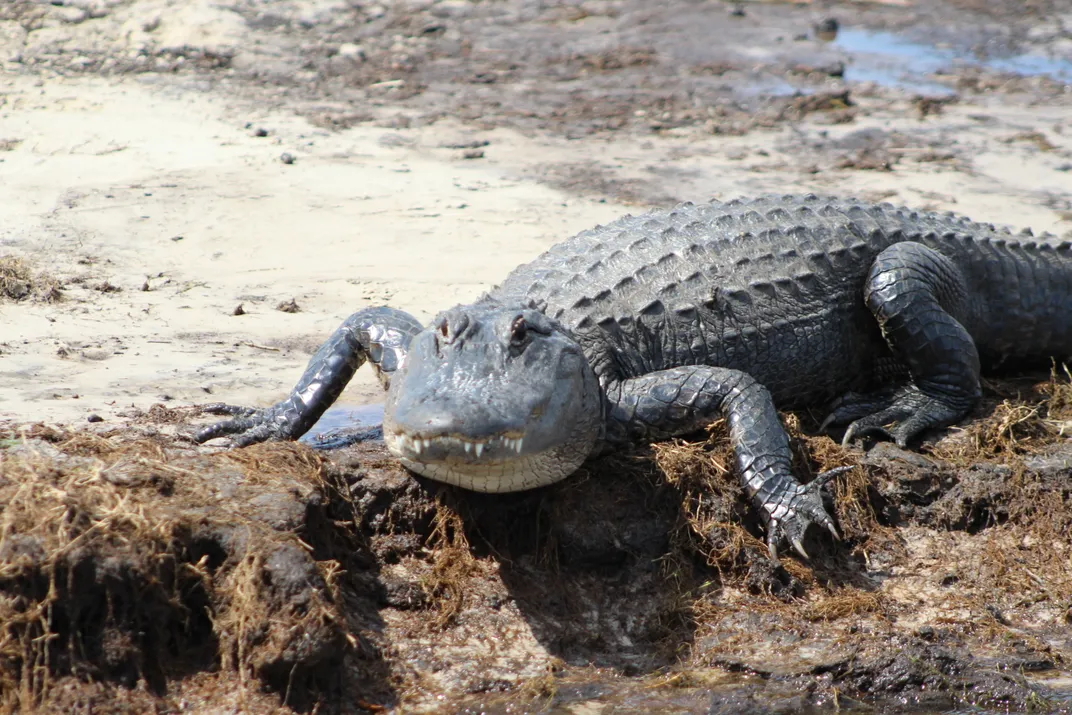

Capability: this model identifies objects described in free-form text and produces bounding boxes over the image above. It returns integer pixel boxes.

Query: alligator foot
[194,306,424,447]
[821,385,968,448]
[764,466,848,561]
[833,241,981,448]
[195,402,296,446]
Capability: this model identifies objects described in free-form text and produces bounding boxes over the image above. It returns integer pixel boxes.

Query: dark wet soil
[212,0,1072,143]
[7,0,1072,207]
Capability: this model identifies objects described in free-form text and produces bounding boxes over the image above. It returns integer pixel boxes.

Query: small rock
[233,304,246,316]
[81,348,111,361]
[337,43,366,61]
[56,6,88,23]
[462,149,485,160]
[280,152,295,165]
[815,17,839,41]
[442,139,490,150]
[254,127,269,137]
[87,414,104,423]
[729,4,745,17]
[276,298,301,313]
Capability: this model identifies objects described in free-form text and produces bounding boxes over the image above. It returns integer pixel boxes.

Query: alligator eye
[510,316,528,345]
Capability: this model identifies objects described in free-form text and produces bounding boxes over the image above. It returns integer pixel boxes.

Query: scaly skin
[196,195,1072,560]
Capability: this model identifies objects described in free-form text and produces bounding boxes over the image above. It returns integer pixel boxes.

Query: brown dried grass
[803,588,885,622]
[0,256,62,303]
[651,421,767,578]
[420,500,482,629]
[929,364,1072,463]
[0,434,342,713]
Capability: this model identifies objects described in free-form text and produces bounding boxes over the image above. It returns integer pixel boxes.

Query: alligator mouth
[383,431,527,462]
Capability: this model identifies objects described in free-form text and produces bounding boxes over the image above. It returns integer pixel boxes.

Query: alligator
[195,194,1072,559]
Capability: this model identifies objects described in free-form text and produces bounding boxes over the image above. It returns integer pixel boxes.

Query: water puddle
[833,28,1072,93]
[300,402,385,447]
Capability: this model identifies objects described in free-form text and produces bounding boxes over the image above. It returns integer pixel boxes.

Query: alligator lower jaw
[382,430,575,492]
[383,430,527,461]
[395,452,571,493]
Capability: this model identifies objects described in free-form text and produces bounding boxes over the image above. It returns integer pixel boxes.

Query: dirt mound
[0,428,368,713]
[2,371,1070,712]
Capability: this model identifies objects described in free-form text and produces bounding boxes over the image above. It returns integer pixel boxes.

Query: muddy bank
[2,369,1071,712]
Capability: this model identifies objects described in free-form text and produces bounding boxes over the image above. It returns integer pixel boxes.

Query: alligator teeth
[386,432,528,459]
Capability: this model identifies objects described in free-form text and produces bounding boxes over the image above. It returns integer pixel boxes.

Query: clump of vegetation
[925,365,1072,463]
[0,430,347,713]
[0,256,62,303]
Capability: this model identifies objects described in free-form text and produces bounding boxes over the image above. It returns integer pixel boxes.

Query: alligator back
[491,195,1072,405]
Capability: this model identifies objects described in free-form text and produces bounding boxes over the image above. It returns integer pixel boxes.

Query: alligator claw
[820,388,897,435]
[764,465,850,562]
[843,388,967,448]
[194,403,292,445]
[200,402,259,418]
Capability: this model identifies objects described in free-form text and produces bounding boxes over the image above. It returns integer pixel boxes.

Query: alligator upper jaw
[383,430,528,463]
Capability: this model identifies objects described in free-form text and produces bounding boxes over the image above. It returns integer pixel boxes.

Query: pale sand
[2,73,1070,427]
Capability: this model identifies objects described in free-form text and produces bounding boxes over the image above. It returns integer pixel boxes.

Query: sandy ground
[1,0,1070,428]
[0,77,632,421]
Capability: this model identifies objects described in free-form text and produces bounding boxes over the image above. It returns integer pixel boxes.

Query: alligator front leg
[195,306,424,446]
[822,242,982,446]
[605,365,847,560]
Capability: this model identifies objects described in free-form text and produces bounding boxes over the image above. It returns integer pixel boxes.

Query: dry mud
[2,0,1072,712]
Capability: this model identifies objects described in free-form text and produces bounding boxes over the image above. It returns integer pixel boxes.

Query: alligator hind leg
[825,241,982,446]
[195,306,424,446]
[606,365,848,561]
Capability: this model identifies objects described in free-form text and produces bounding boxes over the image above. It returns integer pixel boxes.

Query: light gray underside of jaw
[395,452,574,492]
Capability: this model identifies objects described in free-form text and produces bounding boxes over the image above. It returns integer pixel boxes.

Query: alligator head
[382,303,603,492]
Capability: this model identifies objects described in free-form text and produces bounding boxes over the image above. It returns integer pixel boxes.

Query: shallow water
[834,28,1072,93]
[300,403,385,446]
